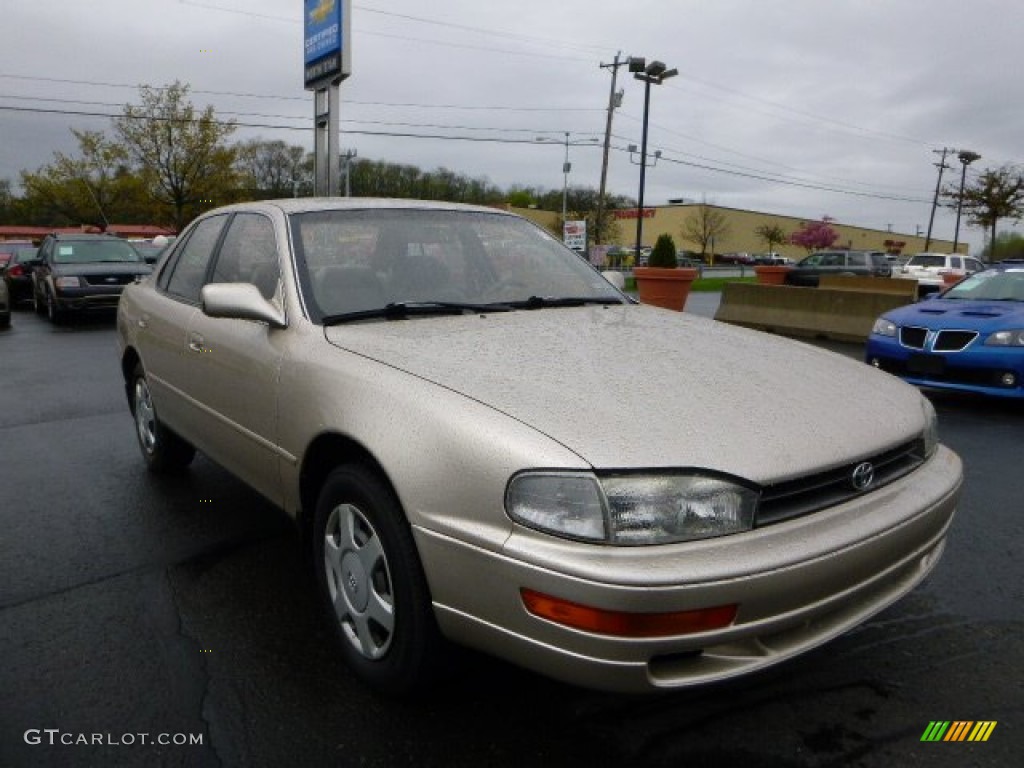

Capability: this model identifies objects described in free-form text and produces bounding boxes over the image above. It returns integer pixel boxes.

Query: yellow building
[510,203,963,262]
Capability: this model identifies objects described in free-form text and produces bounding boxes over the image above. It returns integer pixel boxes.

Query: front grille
[756,440,925,526]
[83,274,136,287]
[900,326,927,349]
[875,358,1017,389]
[933,330,978,352]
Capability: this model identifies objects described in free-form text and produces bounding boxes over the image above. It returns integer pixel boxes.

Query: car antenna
[80,178,111,232]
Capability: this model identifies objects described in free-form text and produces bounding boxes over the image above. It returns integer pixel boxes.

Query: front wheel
[45,289,66,324]
[312,466,444,696]
[129,362,196,472]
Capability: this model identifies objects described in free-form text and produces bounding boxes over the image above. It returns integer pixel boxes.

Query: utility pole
[924,148,952,251]
[341,148,358,197]
[596,52,627,245]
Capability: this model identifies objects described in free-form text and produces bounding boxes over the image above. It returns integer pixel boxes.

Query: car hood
[51,262,151,276]
[324,305,926,483]
[888,299,1024,329]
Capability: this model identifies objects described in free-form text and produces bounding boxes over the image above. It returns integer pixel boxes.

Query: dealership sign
[304,0,351,89]
[563,220,587,252]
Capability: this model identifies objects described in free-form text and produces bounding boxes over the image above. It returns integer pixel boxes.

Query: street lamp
[953,149,980,253]
[629,57,677,265]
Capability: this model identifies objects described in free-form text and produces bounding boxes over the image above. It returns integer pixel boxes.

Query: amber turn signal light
[521,589,737,638]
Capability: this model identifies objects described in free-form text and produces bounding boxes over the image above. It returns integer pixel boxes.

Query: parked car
[785,250,891,287]
[129,238,173,265]
[2,245,39,305]
[0,276,10,328]
[0,240,34,271]
[866,260,1024,398]
[753,253,790,265]
[895,252,986,296]
[718,252,755,265]
[31,233,152,323]
[117,198,960,695]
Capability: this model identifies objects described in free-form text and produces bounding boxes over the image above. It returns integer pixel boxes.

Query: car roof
[203,197,521,218]
[45,232,127,241]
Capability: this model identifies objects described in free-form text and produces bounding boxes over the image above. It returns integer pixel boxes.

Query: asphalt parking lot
[1,304,1021,768]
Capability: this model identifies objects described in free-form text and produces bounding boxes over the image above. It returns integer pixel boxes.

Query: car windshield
[289,208,625,322]
[941,269,1024,302]
[907,254,946,268]
[52,240,142,264]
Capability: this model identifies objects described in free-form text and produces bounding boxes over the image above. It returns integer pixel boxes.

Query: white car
[897,252,986,295]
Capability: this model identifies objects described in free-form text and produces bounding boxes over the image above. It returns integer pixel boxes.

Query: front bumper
[867,334,1024,398]
[414,445,961,693]
[54,288,124,312]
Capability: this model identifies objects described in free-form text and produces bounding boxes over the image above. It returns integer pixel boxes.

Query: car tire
[129,362,196,472]
[45,289,65,324]
[0,311,9,329]
[313,465,445,696]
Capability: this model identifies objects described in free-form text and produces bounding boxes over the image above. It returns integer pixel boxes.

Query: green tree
[649,233,678,268]
[681,204,730,261]
[754,222,788,254]
[985,231,1024,262]
[18,130,147,229]
[114,81,238,229]
[952,165,1024,257]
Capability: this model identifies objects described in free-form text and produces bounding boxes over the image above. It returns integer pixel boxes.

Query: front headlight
[506,472,759,545]
[984,329,1024,347]
[920,396,939,458]
[55,276,82,289]
[872,318,897,337]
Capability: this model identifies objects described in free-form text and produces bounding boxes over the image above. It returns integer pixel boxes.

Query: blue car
[866,260,1024,398]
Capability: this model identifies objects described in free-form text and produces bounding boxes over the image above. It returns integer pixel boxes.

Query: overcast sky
[2,0,1021,253]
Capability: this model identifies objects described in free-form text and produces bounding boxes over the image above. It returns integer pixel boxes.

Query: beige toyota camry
[116,199,962,694]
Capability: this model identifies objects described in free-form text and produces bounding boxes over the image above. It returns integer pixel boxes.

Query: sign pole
[304,0,351,198]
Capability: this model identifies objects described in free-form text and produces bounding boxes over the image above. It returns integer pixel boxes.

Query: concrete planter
[634,267,699,311]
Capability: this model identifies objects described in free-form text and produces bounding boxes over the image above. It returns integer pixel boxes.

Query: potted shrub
[634,234,698,311]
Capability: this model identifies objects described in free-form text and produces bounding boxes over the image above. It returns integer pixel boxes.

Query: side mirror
[201,283,286,328]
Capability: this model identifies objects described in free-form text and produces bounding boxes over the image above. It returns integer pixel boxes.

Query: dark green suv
[31,233,152,323]
[786,250,892,287]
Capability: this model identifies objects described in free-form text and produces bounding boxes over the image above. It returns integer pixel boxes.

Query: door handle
[188,333,205,353]
[137,314,149,329]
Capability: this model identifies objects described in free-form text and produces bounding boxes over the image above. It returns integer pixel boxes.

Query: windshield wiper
[509,295,625,310]
[323,301,513,325]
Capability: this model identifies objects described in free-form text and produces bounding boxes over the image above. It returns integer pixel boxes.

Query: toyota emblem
[851,462,875,492]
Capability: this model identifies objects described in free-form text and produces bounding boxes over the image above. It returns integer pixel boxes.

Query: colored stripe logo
[921,721,997,742]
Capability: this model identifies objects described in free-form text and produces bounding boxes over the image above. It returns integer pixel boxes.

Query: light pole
[629,57,677,266]
[953,150,980,253]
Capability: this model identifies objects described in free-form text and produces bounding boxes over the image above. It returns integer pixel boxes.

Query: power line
[0,102,932,203]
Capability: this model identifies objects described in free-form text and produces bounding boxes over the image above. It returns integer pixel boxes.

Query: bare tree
[681,204,730,260]
[236,139,309,199]
[114,81,237,229]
